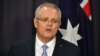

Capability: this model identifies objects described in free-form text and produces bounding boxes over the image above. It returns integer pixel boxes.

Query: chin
[45,35,55,39]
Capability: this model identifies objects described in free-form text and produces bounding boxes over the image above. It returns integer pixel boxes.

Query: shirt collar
[35,34,56,50]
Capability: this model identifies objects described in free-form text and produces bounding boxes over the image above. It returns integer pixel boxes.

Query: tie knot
[42,45,48,50]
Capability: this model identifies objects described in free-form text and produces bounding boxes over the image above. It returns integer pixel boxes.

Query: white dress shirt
[35,34,56,56]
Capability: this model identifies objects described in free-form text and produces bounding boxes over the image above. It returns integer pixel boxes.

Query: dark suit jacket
[8,35,81,56]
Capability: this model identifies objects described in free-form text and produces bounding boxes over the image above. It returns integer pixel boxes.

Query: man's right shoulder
[13,36,35,46]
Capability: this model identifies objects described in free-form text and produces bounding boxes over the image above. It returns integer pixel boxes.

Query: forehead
[38,7,59,18]
[40,6,58,13]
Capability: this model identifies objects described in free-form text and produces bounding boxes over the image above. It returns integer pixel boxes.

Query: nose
[47,20,52,26]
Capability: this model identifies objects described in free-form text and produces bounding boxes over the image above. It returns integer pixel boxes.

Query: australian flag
[58,0,93,56]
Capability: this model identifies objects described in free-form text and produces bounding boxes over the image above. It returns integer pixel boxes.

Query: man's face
[34,7,61,40]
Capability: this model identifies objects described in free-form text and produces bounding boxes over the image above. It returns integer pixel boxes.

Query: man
[8,2,81,56]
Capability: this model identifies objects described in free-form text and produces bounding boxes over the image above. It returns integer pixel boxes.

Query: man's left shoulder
[60,39,81,56]
[60,39,80,50]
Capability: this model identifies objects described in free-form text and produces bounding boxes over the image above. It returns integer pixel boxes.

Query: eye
[51,19,60,23]
[37,18,48,23]
[42,18,48,22]
[52,20,57,23]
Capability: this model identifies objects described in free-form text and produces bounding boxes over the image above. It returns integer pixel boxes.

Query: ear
[33,18,38,28]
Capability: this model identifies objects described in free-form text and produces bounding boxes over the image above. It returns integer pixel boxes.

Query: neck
[36,34,54,44]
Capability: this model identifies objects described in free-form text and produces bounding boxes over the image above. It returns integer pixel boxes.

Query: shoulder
[14,37,33,45]
[61,39,80,49]
[9,36,35,51]
[61,39,78,48]
[55,37,81,56]
[59,39,81,56]
[61,39,77,46]
[8,36,35,56]
[11,36,35,48]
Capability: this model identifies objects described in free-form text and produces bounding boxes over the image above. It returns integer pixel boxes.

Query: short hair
[35,2,61,19]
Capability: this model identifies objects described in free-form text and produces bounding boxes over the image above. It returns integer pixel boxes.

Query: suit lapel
[52,37,64,56]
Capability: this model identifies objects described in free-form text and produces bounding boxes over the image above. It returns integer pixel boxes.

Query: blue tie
[42,45,48,56]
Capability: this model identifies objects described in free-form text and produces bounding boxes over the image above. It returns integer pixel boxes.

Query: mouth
[46,29,52,32]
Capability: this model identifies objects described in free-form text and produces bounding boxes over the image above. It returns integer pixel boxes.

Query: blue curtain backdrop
[0,0,99,56]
